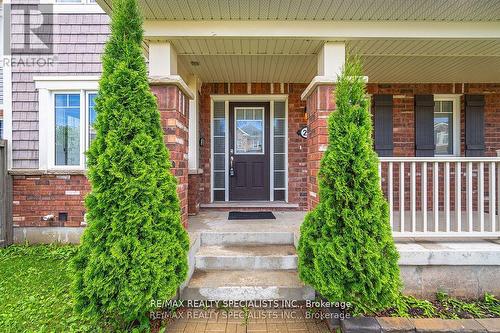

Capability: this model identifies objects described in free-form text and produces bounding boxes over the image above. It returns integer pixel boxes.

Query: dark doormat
[228,211,276,220]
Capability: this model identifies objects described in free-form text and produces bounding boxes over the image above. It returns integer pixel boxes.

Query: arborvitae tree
[298,60,401,314]
[71,0,189,329]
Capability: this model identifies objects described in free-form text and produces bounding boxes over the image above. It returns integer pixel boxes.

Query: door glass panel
[235,107,264,154]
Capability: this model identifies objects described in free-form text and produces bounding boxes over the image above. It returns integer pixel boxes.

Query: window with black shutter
[465,95,485,157]
[415,95,435,157]
[373,94,393,157]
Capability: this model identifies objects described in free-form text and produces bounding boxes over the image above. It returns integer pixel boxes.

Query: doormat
[228,211,276,220]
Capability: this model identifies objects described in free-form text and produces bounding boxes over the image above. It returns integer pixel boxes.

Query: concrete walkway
[165,308,329,333]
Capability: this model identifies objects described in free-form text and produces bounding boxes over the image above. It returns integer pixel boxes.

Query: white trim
[38,0,105,13]
[301,76,337,101]
[34,76,99,90]
[211,94,288,102]
[301,75,369,100]
[284,98,289,202]
[269,101,274,201]
[209,99,214,203]
[149,75,195,100]
[144,20,500,39]
[434,94,461,157]
[224,100,229,202]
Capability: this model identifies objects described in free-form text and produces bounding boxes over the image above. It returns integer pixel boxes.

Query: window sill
[9,169,87,176]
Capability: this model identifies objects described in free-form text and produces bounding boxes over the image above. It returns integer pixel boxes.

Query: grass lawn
[0,245,92,333]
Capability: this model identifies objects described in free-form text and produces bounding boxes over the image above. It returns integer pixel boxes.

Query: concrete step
[200,232,295,246]
[181,269,315,301]
[195,245,297,270]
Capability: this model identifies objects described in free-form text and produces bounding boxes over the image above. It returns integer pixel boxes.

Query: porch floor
[188,210,306,241]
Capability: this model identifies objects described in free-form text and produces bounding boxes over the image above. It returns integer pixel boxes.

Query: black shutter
[415,95,435,157]
[465,95,485,157]
[373,94,393,156]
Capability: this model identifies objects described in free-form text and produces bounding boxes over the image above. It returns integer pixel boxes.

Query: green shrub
[297,60,401,314]
[71,0,189,330]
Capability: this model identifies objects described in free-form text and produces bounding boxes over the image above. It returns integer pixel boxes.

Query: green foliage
[71,0,189,330]
[297,59,401,314]
[393,295,437,318]
[0,245,94,333]
[391,292,500,319]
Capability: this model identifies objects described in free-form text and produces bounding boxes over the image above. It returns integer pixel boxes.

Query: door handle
[229,155,235,176]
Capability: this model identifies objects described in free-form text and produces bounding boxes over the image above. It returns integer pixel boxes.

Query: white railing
[379,157,500,238]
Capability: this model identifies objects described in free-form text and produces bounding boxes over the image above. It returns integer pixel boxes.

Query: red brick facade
[12,174,90,227]
[305,85,336,208]
[11,83,500,227]
[150,84,190,227]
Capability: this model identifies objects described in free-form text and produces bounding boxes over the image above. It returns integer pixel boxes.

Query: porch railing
[378,157,500,238]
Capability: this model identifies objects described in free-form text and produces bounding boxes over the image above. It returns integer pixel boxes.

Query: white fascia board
[211,94,288,102]
[34,76,100,90]
[144,20,500,39]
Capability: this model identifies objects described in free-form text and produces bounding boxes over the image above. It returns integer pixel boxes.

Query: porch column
[301,42,345,209]
[148,41,195,227]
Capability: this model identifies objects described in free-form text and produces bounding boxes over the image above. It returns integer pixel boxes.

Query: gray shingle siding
[10,3,109,168]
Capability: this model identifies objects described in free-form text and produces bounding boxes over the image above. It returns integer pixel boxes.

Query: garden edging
[340,316,500,333]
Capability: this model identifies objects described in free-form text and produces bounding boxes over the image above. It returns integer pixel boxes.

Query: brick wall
[305,85,336,209]
[12,174,90,227]
[11,82,500,226]
[197,82,308,210]
[366,83,500,157]
[150,84,190,227]
[188,173,204,215]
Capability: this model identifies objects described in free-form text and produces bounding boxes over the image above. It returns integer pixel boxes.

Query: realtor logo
[3,2,54,55]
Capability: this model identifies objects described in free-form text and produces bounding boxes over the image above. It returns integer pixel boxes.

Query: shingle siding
[10,3,109,168]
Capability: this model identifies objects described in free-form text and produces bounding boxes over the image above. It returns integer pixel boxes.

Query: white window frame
[35,76,99,171]
[39,0,104,14]
[433,95,461,157]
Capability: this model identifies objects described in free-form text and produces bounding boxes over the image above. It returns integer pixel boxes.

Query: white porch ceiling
[99,0,500,21]
[171,39,500,83]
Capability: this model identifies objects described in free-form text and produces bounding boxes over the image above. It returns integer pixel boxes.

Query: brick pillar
[150,84,189,227]
[306,85,336,209]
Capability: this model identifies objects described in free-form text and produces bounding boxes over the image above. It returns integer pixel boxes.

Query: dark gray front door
[229,102,270,201]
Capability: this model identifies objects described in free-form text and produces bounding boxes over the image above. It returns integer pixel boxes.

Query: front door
[229,102,270,201]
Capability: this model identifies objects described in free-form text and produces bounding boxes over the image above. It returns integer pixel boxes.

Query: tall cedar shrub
[71,0,189,329]
[297,60,401,314]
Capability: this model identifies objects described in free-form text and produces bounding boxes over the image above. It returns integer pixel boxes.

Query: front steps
[181,231,314,301]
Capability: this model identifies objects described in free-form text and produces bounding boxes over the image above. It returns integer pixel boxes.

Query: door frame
[210,94,289,202]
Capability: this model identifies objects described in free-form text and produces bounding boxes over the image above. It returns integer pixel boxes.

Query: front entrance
[229,102,270,201]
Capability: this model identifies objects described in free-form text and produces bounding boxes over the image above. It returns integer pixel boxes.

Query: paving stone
[412,318,487,332]
[247,322,267,332]
[377,317,416,332]
[340,317,382,333]
[184,322,199,333]
[205,322,227,332]
[266,323,288,333]
[476,318,500,333]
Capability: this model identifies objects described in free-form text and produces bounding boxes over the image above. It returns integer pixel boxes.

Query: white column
[187,75,201,171]
[148,41,178,76]
[317,42,345,78]
[301,42,346,100]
